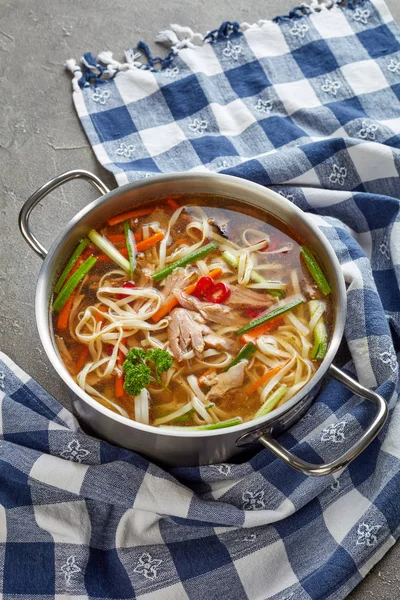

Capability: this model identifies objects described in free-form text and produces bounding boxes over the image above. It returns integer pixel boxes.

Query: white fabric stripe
[0,351,30,383]
[0,392,4,436]
[0,503,6,542]
[30,455,88,495]
[323,488,372,544]
[34,500,91,544]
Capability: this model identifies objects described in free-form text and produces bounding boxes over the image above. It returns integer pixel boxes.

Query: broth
[51,194,332,430]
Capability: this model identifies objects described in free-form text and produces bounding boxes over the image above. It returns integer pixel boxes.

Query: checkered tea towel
[2,0,400,598]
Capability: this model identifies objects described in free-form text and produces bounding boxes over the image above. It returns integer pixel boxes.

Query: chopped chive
[54,238,90,294]
[310,315,328,361]
[124,221,136,279]
[53,256,97,312]
[152,241,219,282]
[236,297,304,335]
[159,417,242,431]
[301,246,331,296]
[253,385,288,419]
[223,342,257,372]
[88,229,131,273]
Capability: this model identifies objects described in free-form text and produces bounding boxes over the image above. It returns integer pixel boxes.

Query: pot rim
[35,172,347,438]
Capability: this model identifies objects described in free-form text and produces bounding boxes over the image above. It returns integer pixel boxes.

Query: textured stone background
[0,1,399,597]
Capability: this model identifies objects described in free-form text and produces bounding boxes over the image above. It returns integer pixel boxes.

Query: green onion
[172,410,195,424]
[253,385,287,419]
[54,238,90,294]
[152,241,219,282]
[88,229,131,273]
[301,246,331,296]
[159,417,242,431]
[236,296,305,335]
[124,221,136,279]
[221,250,283,298]
[53,256,97,312]
[223,342,257,372]
[309,301,328,360]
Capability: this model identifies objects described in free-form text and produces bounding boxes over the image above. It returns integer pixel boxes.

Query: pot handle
[19,169,110,260]
[236,364,388,476]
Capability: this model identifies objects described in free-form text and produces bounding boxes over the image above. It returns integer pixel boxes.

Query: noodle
[52,194,332,428]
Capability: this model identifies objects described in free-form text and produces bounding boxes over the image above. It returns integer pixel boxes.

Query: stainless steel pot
[19,170,388,475]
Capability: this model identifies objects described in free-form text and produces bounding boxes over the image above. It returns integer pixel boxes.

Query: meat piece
[168,308,208,361]
[206,361,246,400]
[204,333,237,353]
[146,208,169,230]
[162,268,194,303]
[227,285,273,309]
[174,290,243,326]
[55,335,75,374]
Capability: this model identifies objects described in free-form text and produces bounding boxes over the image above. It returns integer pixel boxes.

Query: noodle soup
[51,195,332,430]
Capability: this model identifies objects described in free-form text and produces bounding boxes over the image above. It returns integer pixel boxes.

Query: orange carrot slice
[107,232,142,244]
[167,198,179,209]
[136,232,164,252]
[115,349,125,398]
[75,345,89,374]
[107,208,153,227]
[56,295,74,329]
[248,361,289,395]
[240,316,284,344]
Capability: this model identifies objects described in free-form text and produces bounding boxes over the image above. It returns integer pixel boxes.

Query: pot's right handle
[19,170,110,260]
[237,364,388,477]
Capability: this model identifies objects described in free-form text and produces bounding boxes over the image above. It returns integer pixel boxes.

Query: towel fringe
[66,0,365,88]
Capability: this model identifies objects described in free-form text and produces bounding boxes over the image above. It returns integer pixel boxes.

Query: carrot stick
[94,304,107,324]
[115,349,125,398]
[108,208,153,227]
[248,361,289,395]
[136,232,165,252]
[107,233,142,244]
[167,198,179,209]
[56,295,74,329]
[241,316,284,343]
[75,345,89,374]
[151,267,222,323]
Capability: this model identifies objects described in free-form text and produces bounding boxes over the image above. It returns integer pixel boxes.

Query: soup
[51,195,332,430]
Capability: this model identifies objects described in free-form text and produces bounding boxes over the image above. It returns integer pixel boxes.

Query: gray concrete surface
[0,0,399,597]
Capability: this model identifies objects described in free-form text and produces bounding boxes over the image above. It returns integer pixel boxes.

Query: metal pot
[19,170,388,475]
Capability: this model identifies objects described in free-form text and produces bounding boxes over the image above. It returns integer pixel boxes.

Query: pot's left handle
[19,170,110,260]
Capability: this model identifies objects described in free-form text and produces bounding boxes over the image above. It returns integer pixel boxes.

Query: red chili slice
[205,282,231,304]
[117,280,136,300]
[192,276,213,300]
[191,276,231,304]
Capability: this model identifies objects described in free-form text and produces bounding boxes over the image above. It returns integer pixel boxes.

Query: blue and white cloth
[1,0,399,598]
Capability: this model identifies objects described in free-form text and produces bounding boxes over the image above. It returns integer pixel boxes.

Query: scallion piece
[223,342,257,372]
[53,256,97,312]
[159,417,242,431]
[221,250,283,298]
[253,385,287,419]
[309,301,328,360]
[152,241,219,282]
[236,297,305,335]
[124,221,136,279]
[88,229,131,273]
[301,246,331,296]
[54,238,90,294]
